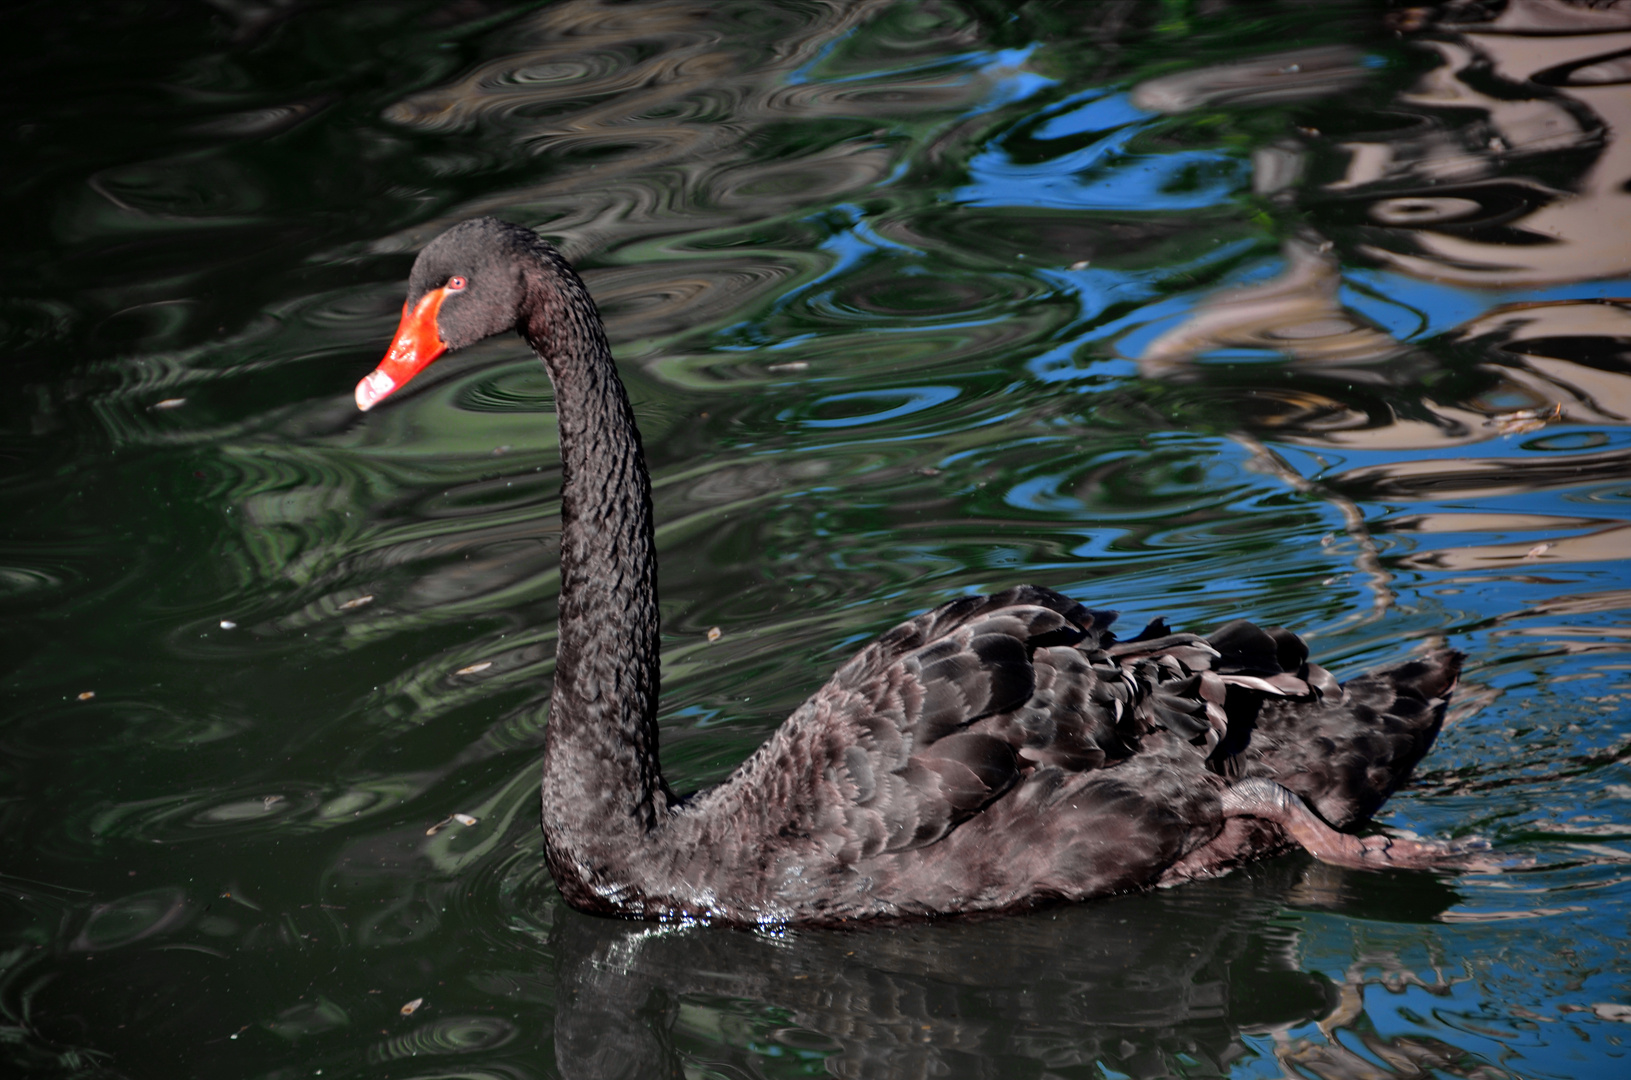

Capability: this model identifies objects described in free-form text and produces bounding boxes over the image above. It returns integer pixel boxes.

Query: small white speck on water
[220,619,237,630]
[707,627,722,642]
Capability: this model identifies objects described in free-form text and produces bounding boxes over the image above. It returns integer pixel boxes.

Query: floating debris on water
[338,595,374,611]
[222,890,262,911]
[707,627,722,642]
[428,811,480,835]
[220,619,237,629]
[1489,404,1562,436]
[152,398,186,410]
[766,361,808,373]
[455,661,492,675]
[400,998,423,1016]
[77,691,95,701]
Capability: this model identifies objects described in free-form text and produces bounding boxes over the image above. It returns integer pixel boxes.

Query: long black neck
[524,250,667,907]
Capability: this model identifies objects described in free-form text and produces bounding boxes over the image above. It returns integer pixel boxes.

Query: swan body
[358,217,1464,925]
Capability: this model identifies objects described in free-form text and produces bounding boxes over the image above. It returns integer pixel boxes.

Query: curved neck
[525,255,667,905]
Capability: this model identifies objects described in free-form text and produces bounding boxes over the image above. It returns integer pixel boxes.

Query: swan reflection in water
[549,858,1474,1080]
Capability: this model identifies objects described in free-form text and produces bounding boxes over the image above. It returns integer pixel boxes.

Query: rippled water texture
[4,1,1631,1077]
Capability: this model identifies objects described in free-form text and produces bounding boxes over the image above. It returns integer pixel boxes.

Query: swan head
[356,218,538,411]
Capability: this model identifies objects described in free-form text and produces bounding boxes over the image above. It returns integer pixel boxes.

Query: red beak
[356,286,451,411]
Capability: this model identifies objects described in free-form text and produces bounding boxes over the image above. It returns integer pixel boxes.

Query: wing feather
[713,584,1421,879]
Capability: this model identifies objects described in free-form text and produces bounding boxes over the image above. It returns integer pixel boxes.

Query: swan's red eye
[447,276,467,290]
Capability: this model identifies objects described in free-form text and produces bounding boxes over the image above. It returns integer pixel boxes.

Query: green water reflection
[3,1,1630,1077]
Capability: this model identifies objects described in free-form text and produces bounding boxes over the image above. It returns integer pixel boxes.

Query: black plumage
[357,218,1473,926]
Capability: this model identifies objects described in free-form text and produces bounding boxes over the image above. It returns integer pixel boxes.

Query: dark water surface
[5,1,1631,1076]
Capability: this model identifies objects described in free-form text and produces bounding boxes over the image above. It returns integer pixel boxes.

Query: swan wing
[782,586,1128,860]
[704,587,1342,870]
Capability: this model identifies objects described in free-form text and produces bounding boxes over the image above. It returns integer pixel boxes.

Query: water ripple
[366,1016,517,1062]
[788,386,960,429]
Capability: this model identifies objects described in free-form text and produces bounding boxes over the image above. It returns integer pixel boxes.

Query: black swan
[356,217,1471,925]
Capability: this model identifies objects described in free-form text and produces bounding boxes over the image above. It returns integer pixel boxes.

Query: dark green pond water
[6,1,1631,1076]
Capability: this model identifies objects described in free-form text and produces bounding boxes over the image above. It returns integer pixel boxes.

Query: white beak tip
[355,370,397,412]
